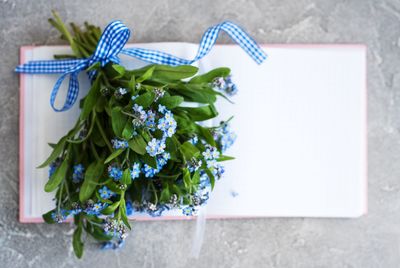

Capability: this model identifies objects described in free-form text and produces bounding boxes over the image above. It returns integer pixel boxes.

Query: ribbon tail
[190,206,207,259]
[121,21,266,66]
[219,22,267,64]
[50,71,80,112]
[15,59,85,74]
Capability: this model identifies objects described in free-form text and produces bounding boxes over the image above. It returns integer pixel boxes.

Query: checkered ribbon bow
[15,20,267,112]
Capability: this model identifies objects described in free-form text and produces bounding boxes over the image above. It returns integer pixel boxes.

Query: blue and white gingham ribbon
[16,20,266,112]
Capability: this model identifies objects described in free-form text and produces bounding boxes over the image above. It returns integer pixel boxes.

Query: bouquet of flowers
[33,12,238,258]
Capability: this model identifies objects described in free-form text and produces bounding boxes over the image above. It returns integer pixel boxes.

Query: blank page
[200,45,367,217]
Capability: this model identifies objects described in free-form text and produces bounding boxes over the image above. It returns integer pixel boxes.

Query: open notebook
[19,43,367,222]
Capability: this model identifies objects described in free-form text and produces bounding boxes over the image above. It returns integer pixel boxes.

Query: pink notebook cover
[19,44,368,223]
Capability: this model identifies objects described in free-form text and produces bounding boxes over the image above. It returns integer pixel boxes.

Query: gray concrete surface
[0,0,399,267]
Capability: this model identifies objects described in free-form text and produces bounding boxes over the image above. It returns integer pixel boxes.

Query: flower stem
[121,110,137,118]
[90,141,100,161]
[57,180,64,212]
[150,182,158,205]
[94,116,113,153]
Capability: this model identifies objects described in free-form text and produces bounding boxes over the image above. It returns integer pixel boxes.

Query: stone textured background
[0,0,399,267]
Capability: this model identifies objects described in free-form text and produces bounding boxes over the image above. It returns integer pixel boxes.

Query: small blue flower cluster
[126,200,133,216]
[108,165,123,181]
[146,110,156,131]
[72,164,85,183]
[143,152,171,178]
[101,217,128,250]
[212,75,238,96]
[146,138,166,157]
[145,106,177,157]
[130,163,141,180]
[202,145,220,161]
[132,104,148,122]
[85,202,107,216]
[182,206,195,216]
[117,87,127,95]
[51,209,68,223]
[189,135,198,145]
[102,240,125,250]
[202,145,225,179]
[188,158,202,173]
[181,178,211,216]
[157,107,177,138]
[51,200,108,223]
[147,202,168,217]
[69,204,82,216]
[98,186,115,199]
[213,122,237,153]
[111,138,129,150]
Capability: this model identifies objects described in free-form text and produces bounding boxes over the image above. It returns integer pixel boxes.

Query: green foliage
[79,160,104,202]
[40,11,235,259]
[73,219,84,259]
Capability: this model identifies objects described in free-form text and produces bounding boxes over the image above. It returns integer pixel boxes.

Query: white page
[200,45,367,217]
[21,44,366,220]
[23,47,90,218]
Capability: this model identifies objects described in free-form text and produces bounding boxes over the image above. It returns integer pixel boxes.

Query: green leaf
[104,149,124,164]
[88,226,113,241]
[165,136,180,157]
[111,64,125,79]
[178,105,218,121]
[111,106,128,137]
[157,173,180,180]
[91,127,106,147]
[159,185,171,203]
[158,95,184,109]
[95,95,107,113]
[171,184,183,196]
[122,121,134,139]
[42,210,56,224]
[101,201,120,215]
[205,168,215,190]
[192,170,200,185]
[105,181,123,194]
[169,84,217,104]
[48,143,57,149]
[128,135,147,155]
[79,160,105,202]
[152,65,198,80]
[174,115,198,133]
[218,155,235,161]
[119,200,131,229]
[133,91,155,108]
[141,130,151,142]
[189,67,230,84]
[38,137,66,168]
[197,125,216,147]
[44,159,68,192]
[122,168,131,185]
[141,154,157,169]
[180,141,200,160]
[89,227,112,241]
[73,223,84,259]
[80,75,101,120]
[183,168,191,189]
[136,66,155,83]
[128,75,136,91]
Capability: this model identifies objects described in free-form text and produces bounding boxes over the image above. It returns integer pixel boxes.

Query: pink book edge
[18,44,368,223]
